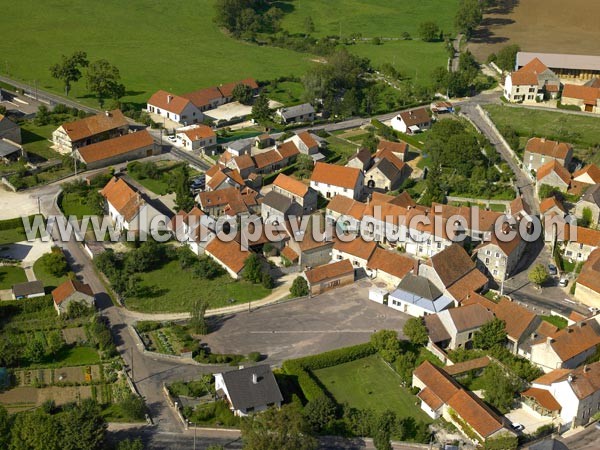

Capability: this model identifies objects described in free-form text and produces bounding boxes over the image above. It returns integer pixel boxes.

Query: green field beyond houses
[0,0,459,108]
[314,355,431,421]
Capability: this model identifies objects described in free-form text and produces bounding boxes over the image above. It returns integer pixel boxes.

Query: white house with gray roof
[276,103,315,124]
[388,274,454,317]
[214,365,283,416]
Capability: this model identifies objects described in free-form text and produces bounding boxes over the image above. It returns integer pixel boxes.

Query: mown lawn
[0,215,46,246]
[44,346,101,367]
[33,257,69,291]
[0,266,28,289]
[125,260,271,313]
[59,192,96,219]
[324,135,360,164]
[484,105,600,164]
[263,81,305,106]
[0,0,312,108]
[314,355,431,421]
[19,121,62,162]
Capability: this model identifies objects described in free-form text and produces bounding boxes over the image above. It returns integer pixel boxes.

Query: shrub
[247,352,262,362]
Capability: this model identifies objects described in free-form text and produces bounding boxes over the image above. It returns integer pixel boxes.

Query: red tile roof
[537,320,600,362]
[377,139,408,156]
[333,237,377,261]
[447,389,505,438]
[562,84,600,105]
[147,90,192,115]
[521,388,561,411]
[577,248,600,294]
[413,361,461,403]
[52,279,93,305]
[526,138,572,160]
[296,131,318,149]
[205,239,251,274]
[536,160,571,185]
[273,174,309,197]
[179,125,216,141]
[311,162,362,190]
[540,196,565,214]
[182,86,223,108]
[445,356,491,376]
[510,58,549,85]
[366,247,415,279]
[398,108,430,127]
[280,245,299,263]
[217,78,258,98]
[573,164,600,184]
[77,130,154,164]
[61,110,128,141]
[100,177,145,222]
[305,259,354,285]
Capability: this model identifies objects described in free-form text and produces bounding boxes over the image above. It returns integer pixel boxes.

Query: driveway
[505,405,554,435]
[201,279,410,365]
[0,188,39,219]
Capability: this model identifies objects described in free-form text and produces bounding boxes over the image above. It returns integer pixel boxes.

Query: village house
[204,166,245,191]
[303,259,355,295]
[529,318,600,372]
[75,130,158,169]
[425,304,494,350]
[214,364,283,416]
[332,237,377,273]
[0,113,21,143]
[386,274,454,317]
[204,238,251,279]
[574,249,600,306]
[197,186,259,218]
[390,108,431,134]
[419,244,488,303]
[475,231,526,282]
[275,103,315,124]
[377,139,409,162]
[261,190,298,223]
[575,184,600,227]
[0,139,23,163]
[12,280,45,300]
[560,226,600,263]
[146,91,202,125]
[365,246,415,287]
[412,361,516,444]
[346,147,372,172]
[100,177,163,233]
[310,162,364,200]
[226,138,253,157]
[283,214,334,268]
[52,110,129,154]
[254,133,274,149]
[536,160,571,193]
[226,154,256,179]
[540,196,566,218]
[272,174,317,214]
[169,207,215,256]
[52,279,95,315]
[561,83,600,114]
[503,58,561,102]
[176,125,216,152]
[526,361,600,427]
[572,163,600,186]
[523,138,573,172]
[365,145,412,191]
[290,131,323,160]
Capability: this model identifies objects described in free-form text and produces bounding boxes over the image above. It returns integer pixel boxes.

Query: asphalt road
[561,424,600,449]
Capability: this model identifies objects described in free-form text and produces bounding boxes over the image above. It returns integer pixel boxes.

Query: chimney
[546,337,554,345]
[252,373,258,384]
[541,137,546,143]
[167,95,173,104]
[105,111,110,117]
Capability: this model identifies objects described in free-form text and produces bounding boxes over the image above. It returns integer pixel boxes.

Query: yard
[263,80,305,106]
[19,121,62,162]
[0,215,45,245]
[324,135,360,164]
[124,260,271,313]
[0,265,28,289]
[314,355,431,422]
[484,105,600,165]
[59,192,97,218]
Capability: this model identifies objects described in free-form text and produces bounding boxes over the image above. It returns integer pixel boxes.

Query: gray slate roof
[370,157,399,181]
[12,280,44,297]
[278,103,315,120]
[262,190,294,214]
[581,184,600,206]
[227,138,253,152]
[0,139,21,158]
[220,364,283,411]
[390,274,454,314]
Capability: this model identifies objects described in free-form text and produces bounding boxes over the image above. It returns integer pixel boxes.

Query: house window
[495,252,500,258]
[493,269,498,275]
[486,250,491,255]
[437,242,441,249]
[468,332,473,339]
[566,251,572,256]
[485,258,490,264]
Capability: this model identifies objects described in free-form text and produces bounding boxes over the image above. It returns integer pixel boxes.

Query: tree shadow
[136,285,169,299]
[485,0,520,15]
[271,1,295,14]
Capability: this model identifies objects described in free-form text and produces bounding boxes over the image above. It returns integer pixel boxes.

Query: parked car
[548,264,558,276]
[511,423,525,431]
[167,135,177,142]
[559,277,569,287]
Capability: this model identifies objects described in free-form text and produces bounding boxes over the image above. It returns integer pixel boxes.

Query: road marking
[249,330,376,334]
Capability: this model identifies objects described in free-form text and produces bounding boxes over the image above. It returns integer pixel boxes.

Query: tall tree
[49,51,89,96]
[370,329,401,363]
[251,92,272,124]
[243,253,263,284]
[495,44,520,72]
[472,318,507,350]
[455,0,483,38]
[528,264,549,288]
[232,83,253,105]
[290,276,309,297]
[418,22,441,42]
[481,364,520,413]
[190,298,209,335]
[241,404,317,450]
[304,395,337,432]
[403,317,429,346]
[86,59,125,107]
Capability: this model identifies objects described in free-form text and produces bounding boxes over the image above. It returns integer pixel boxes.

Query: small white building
[388,274,454,317]
[146,90,203,125]
[214,364,283,416]
[176,125,216,151]
[390,108,431,134]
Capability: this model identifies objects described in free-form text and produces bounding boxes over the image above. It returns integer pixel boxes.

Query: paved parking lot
[202,279,410,365]
[505,405,554,435]
[204,101,251,121]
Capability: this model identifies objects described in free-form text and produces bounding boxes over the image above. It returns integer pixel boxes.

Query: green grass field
[324,135,360,164]
[484,105,600,164]
[0,0,312,108]
[314,355,431,421]
[59,192,96,218]
[125,260,271,313]
[19,122,61,162]
[33,257,69,291]
[0,266,28,289]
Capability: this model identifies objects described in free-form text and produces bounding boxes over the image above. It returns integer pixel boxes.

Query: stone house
[75,130,157,169]
[52,279,95,315]
[524,137,573,172]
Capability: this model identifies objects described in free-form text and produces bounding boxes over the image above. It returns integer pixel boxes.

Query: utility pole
[130,347,134,382]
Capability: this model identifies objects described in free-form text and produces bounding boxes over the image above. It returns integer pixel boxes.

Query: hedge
[282,342,376,402]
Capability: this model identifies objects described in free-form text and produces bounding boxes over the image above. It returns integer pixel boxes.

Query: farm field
[469,0,600,61]
[314,355,431,421]
[125,260,271,313]
[484,105,600,165]
[0,0,311,108]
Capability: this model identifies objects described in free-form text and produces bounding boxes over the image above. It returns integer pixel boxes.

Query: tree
[304,395,337,432]
[261,271,274,289]
[473,318,507,350]
[295,154,314,179]
[372,37,382,45]
[86,59,125,107]
[528,263,549,287]
[243,253,263,284]
[34,104,52,126]
[373,428,392,450]
[190,298,209,335]
[455,0,482,38]
[46,330,64,358]
[241,404,318,450]
[290,276,309,297]
[172,164,194,212]
[40,250,68,277]
[0,406,10,449]
[370,329,401,363]
[60,399,107,450]
[232,83,253,105]
[580,207,593,228]
[495,44,520,72]
[251,92,272,124]
[49,51,89,96]
[25,337,45,363]
[118,393,146,421]
[304,16,315,34]
[418,22,440,42]
[481,364,520,413]
[403,317,429,346]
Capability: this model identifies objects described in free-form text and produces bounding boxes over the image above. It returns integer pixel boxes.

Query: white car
[511,423,525,431]
[167,135,177,142]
